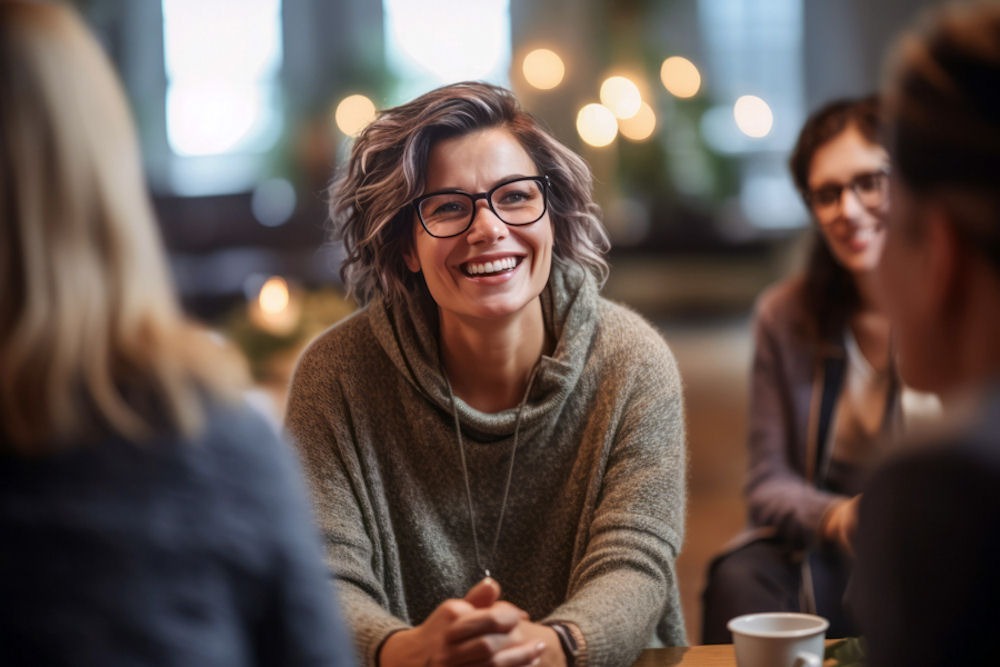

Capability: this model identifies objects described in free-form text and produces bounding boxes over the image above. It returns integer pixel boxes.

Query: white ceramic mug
[727,612,829,667]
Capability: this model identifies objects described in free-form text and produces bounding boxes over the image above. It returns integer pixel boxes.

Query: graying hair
[328,81,610,305]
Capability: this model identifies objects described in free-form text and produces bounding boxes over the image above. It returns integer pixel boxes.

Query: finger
[490,641,546,667]
[444,605,524,644]
[464,577,501,609]
[449,640,545,667]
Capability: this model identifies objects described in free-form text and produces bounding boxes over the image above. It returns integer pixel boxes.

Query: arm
[285,339,545,667]
[543,320,688,667]
[285,340,410,665]
[744,297,844,546]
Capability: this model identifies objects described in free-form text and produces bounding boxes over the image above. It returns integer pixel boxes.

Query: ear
[922,206,964,318]
[403,244,421,273]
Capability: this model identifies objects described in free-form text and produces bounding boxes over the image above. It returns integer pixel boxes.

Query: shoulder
[751,275,823,352]
[594,297,679,377]
[292,307,377,380]
[754,275,810,329]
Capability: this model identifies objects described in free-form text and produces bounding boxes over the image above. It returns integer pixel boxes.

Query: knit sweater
[286,262,687,667]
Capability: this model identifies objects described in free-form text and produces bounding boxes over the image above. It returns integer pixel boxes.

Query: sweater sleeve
[542,317,688,666]
[744,296,841,545]
[284,338,409,667]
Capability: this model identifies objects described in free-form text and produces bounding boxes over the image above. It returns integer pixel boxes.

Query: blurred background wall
[72,0,942,641]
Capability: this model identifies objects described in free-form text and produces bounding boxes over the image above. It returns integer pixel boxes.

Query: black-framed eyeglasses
[412,175,550,239]
[806,169,890,218]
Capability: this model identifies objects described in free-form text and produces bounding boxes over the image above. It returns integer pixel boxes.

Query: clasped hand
[380,578,559,667]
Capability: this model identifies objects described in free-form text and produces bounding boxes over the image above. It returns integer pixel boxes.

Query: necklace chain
[445,367,537,582]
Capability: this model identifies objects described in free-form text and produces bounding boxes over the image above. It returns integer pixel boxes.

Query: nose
[465,201,507,243]
[839,186,865,220]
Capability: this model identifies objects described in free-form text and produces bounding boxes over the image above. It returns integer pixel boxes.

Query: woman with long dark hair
[702,95,937,643]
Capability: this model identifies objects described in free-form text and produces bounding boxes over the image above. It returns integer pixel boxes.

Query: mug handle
[793,652,821,667]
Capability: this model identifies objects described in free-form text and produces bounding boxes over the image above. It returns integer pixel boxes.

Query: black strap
[815,355,846,490]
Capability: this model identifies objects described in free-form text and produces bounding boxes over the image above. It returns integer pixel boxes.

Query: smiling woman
[701,95,939,644]
[285,81,689,667]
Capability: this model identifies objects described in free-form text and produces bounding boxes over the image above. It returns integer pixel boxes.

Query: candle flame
[258,276,290,315]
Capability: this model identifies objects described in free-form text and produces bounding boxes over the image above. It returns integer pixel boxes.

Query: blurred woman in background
[0,4,353,665]
[702,95,937,643]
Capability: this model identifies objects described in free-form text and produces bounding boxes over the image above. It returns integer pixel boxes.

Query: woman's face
[404,127,553,328]
[807,124,890,276]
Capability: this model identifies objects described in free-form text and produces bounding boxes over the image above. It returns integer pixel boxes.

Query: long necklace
[444,366,537,582]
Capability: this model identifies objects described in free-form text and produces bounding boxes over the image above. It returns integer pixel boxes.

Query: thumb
[464,577,501,608]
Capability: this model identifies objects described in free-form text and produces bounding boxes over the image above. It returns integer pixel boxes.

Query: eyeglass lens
[811,170,888,210]
[417,177,546,238]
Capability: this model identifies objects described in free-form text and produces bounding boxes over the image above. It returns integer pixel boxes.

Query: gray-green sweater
[285,262,687,667]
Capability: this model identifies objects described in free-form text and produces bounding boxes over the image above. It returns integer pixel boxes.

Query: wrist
[377,628,425,667]
[544,622,586,667]
[819,498,846,543]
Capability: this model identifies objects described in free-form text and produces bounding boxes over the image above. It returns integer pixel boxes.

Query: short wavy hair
[329,81,610,305]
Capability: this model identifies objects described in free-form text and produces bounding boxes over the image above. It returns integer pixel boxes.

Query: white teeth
[466,257,517,275]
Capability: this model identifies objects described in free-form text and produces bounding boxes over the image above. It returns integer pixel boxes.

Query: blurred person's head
[0,2,246,454]
[329,81,610,306]
[789,95,888,338]
[879,2,1000,395]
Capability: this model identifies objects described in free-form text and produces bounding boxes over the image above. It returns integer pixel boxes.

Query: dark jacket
[0,401,355,667]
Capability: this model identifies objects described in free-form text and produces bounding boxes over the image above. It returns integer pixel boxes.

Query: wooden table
[634,642,839,666]
[633,646,737,667]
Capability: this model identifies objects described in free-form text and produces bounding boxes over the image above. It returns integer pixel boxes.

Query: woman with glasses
[701,95,938,643]
[286,81,687,667]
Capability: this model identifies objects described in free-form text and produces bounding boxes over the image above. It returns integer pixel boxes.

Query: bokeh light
[618,101,657,141]
[334,94,377,137]
[522,48,565,90]
[258,276,290,315]
[599,76,643,119]
[576,103,618,147]
[733,95,774,138]
[660,56,701,99]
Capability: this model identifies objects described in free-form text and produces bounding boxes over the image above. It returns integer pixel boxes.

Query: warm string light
[522,48,565,90]
[334,94,376,137]
[733,95,774,138]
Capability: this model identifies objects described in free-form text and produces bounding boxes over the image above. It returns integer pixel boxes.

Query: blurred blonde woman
[0,3,353,665]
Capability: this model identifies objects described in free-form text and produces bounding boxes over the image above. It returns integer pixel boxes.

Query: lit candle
[248,275,301,336]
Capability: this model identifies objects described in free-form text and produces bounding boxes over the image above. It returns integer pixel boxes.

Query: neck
[848,270,892,371]
[439,298,548,412]
[852,270,884,314]
[944,276,1000,395]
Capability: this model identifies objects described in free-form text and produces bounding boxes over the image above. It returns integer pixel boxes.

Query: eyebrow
[422,173,539,196]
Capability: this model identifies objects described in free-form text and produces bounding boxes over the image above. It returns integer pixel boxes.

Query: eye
[421,194,470,220]
[854,172,883,193]
[812,186,841,207]
[494,181,541,207]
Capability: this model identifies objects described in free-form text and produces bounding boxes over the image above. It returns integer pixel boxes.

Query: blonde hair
[330,81,610,305]
[0,2,247,454]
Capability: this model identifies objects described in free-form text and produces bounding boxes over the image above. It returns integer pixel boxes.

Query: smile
[462,256,520,277]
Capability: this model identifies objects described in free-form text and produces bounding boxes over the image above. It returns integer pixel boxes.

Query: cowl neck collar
[368,260,599,441]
